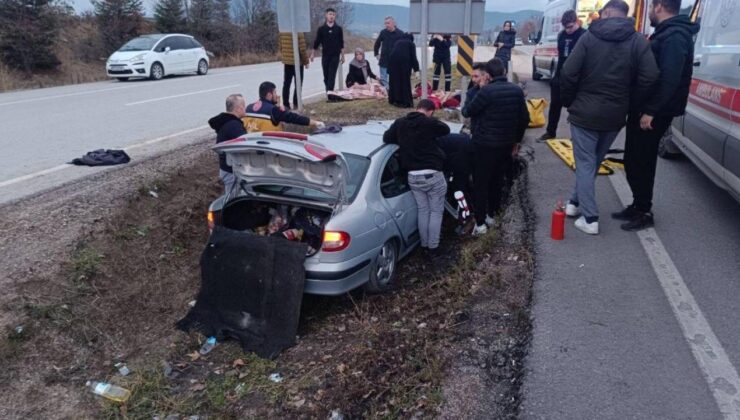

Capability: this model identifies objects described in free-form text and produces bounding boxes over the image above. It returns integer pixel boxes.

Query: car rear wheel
[658,128,682,159]
[117,77,129,82]
[197,59,208,75]
[365,240,398,293]
[532,58,542,81]
[150,63,164,81]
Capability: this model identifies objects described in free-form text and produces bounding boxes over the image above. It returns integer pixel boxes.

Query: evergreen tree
[0,0,66,74]
[188,0,214,40]
[93,0,144,54]
[154,0,186,33]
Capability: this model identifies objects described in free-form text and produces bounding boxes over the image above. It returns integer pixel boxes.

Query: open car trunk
[220,197,331,256]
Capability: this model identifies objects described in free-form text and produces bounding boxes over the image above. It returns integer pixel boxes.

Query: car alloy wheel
[150,63,164,80]
[197,59,208,75]
[375,241,397,287]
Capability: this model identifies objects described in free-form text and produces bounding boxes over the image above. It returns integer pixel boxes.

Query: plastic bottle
[199,336,217,355]
[551,201,565,240]
[86,381,131,403]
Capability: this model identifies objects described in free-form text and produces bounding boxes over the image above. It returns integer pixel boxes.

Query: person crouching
[383,99,451,254]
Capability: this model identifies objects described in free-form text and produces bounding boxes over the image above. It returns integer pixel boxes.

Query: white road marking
[0,85,143,107]
[0,125,211,188]
[125,85,241,106]
[609,171,740,418]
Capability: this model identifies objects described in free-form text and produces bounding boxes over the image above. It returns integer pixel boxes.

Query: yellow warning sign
[545,139,623,175]
[456,35,476,76]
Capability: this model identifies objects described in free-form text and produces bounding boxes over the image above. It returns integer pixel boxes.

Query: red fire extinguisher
[551,201,565,240]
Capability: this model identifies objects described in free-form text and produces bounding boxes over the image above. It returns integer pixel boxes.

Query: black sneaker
[620,212,654,231]
[537,133,555,142]
[611,205,641,221]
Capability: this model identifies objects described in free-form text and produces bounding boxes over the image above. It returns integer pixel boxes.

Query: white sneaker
[485,215,495,227]
[472,224,488,236]
[574,217,599,235]
[565,202,581,217]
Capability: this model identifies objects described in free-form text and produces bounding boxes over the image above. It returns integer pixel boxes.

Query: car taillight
[207,210,216,232]
[321,231,350,252]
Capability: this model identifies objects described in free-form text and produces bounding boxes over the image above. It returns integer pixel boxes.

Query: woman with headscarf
[494,21,517,73]
[387,34,420,108]
[345,48,378,87]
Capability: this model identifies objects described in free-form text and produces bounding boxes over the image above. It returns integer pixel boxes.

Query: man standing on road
[462,58,529,236]
[538,10,586,142]
[383,99,451,254]
[208,94,247,193]
[560,0,658,235]
[279,32,309,109]
[374,16,405,87]
[311,8,345,93]
[614,0,700,231]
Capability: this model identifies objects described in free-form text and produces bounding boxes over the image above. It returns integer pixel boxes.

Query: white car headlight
[129,54,146,62]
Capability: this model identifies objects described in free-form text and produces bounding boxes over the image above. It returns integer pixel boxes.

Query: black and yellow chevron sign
[457,35,476,76]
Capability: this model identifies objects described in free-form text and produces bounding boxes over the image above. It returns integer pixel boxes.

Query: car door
[173,36,196,73]
[379,151,419,248]
[154,37,178,74]
[182,37,201,72]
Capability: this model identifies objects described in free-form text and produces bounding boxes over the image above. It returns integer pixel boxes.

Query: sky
[345,0,548,13]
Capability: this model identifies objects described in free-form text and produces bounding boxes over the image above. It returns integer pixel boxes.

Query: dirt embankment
[0,134,534,419]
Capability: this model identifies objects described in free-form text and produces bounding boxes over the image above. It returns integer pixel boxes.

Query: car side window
[191,38,204,49]
[380,152,410,198]
[156,38,173,52]
[172,36,189,50]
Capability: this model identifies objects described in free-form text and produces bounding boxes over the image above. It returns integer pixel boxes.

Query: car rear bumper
[107,63,147,77]
[303,245,382,295]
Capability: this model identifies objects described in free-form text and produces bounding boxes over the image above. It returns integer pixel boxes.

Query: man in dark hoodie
[383,99,451,253]
[614,0,700,231]
[208,93,247,193]
[374,16,405,87]
[560,0,658,235]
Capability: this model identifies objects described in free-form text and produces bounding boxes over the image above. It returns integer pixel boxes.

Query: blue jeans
[570,124,619,220]
[408,171,447,249]
[379,66,389,87]
[220,169,237,194]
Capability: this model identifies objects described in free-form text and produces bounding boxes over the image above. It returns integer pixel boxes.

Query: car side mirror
[164,46,171,53]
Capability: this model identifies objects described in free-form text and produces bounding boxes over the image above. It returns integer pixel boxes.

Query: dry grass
[210,52,280,69]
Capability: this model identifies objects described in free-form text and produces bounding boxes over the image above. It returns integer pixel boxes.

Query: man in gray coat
[560,0,658,235]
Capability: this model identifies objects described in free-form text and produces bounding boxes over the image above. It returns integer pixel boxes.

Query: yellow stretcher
[545,139,624,176]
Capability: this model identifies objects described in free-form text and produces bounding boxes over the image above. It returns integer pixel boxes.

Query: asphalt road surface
[0,45,467,205]
[518,52,740,419]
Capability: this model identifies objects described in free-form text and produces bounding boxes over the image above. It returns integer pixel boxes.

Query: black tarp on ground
[177,226,307,359]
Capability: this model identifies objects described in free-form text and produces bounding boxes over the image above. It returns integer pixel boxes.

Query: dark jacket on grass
[560,17,659,132]
[641,15,700,117]
[383,112,450,172]
[461,76,529,148]
[209,112,246,173]
[374,28,406,68]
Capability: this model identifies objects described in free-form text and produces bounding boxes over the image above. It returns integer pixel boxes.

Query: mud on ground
[0,136,534,419]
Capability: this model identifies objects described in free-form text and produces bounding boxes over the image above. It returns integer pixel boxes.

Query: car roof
[309,120,392,157]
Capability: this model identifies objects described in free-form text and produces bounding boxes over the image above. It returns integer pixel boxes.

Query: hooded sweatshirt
[382,112,451,172]
[208,112,247,173]
[560,17,659,132]
[642,15,700,117]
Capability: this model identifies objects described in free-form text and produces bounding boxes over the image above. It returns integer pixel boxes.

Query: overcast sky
[346,0,548,12]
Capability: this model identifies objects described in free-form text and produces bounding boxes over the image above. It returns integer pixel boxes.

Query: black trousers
[322,54,340,92]
[282,64,304,109]
[624,114,673,213]
[433,60,452,91]
[546,79,563,137]
[472,143,513,225]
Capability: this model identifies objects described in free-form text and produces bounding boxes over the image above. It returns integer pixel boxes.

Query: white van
[106,34,209,81]
[660,0,740,202]
[531,0,655,80]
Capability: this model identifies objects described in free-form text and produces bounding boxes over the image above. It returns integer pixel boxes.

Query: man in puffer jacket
[560,0,658,235]
[462,58,529,236]
[614,0,700,231]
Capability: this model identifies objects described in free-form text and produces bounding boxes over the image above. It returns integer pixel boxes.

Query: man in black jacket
[539,10,586,142]
[614,0,700,231]
[374,16,405,87]
[208,94,248,193]
[311,8,345,92]
[383,99,451,252]
[462,58,529,236]
[429,34,452,91]
[560,0,658,235]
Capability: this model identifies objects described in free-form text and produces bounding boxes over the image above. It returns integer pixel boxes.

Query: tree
[93,0,145,54]
[154,0,186,33]
[0,0,67,74]
[188,0,214,41]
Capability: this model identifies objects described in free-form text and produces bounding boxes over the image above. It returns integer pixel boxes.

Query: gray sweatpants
[408,171,447,249]
[570,124,620,220]
[220,169,237,194]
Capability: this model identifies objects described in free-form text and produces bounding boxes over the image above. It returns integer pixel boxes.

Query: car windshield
[118,36,162,52]
[251,153,371,203]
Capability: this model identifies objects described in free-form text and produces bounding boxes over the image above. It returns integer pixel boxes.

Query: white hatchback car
[106,34,209,81]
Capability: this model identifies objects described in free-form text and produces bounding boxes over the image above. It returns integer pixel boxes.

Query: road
[0,45,473,205]
[516,50,740,418]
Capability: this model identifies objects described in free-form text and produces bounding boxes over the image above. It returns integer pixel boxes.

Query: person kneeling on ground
[244,81,324,133]
[208,93,247,193]
[346,48,378,87]
[462,58,529,237]
[383,99,451,254]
